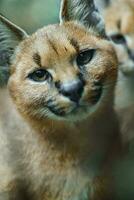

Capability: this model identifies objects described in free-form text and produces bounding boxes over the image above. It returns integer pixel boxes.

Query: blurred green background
[0,0,60,33]
[0,0,60,85]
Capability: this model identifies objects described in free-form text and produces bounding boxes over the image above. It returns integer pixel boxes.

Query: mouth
[47,85,103,118]
[48,106,67,116]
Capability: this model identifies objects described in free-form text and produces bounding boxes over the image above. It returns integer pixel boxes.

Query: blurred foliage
[0,0,60,33]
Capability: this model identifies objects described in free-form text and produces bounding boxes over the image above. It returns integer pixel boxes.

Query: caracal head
[0,0,117,122]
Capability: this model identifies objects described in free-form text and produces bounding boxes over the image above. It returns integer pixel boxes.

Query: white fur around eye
[47,69,55,77]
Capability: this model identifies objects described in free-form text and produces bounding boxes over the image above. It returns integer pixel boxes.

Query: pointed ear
[0,14,28,86]
[60,0,106,37]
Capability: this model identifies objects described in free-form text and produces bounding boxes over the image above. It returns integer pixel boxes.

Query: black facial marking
[117,20,121,30]
[33,53,41,66]
[47,102,66,116]
[78,73,86,86]
[48,38,59,55]
[64,47,67,52]
[91,88,102,104]
[70,38,79,52]
[91,80,102,104]
[47,99,53,105]
[55,81,61,89]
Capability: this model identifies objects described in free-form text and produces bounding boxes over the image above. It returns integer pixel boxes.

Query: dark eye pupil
[35,70,46,78]
[111,34,126,44]
[77,49,95,66]
[28,69,50,82]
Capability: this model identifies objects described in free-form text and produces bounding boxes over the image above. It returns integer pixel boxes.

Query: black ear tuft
[0,14,28,87]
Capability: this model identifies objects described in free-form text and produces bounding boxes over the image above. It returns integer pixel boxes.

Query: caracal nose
[57,79,84,103]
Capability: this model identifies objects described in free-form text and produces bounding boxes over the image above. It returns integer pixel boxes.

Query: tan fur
[0,88,32,199]
[0,1,122,199]
[8,23,120,200]
[99,0,134,109]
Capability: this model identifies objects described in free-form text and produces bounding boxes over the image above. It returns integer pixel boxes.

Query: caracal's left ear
[0,14,28,86]
[60,0,106,37]
[0,14,28,53]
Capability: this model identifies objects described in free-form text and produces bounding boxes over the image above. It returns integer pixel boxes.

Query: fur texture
[0,0,122,199]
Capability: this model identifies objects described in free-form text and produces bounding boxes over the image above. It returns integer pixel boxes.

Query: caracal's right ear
[60,0,106,37]
[0,14,28,86]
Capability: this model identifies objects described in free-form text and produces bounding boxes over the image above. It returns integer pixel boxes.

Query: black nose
[56,79,84,102]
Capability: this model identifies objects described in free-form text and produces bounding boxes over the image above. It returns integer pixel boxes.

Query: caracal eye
[76,49,95,67]
[110,33,126,45]
[28,69,51,82]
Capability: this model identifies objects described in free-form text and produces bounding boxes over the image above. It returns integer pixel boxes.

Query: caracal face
[0,0,117,122]
[9,23,117,122]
